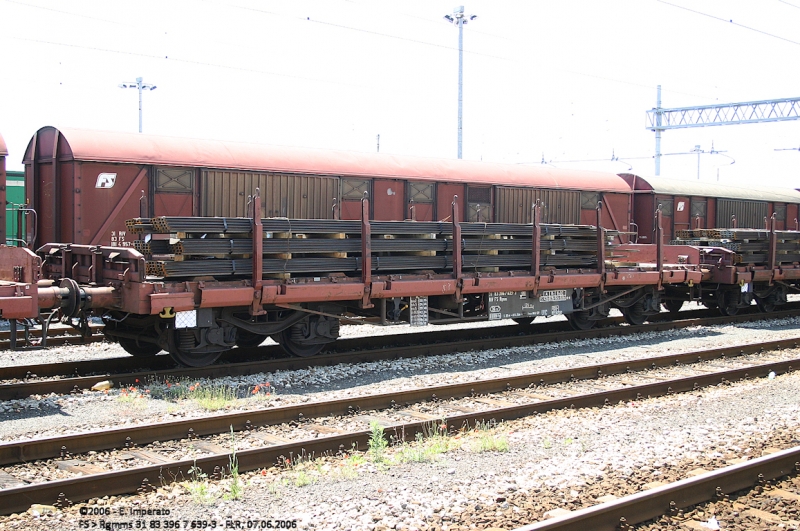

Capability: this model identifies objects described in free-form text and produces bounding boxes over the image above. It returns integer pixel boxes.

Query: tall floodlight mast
[444,6,476,159]
[119,77,157,133]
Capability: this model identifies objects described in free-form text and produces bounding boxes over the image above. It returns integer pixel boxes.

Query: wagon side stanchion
[250,188,265,316]
[531,201,541,296]
[451,197,463,317]
[596,202,605,293]
[768,213,777,282]
[139,190,147,219]
[656,206,664,290]
[360,193,373,309]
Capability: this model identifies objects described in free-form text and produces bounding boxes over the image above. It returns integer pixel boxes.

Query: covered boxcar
[620,173,800,243]
[0,134,6,243]
[5,171,24,245]
[22,127,633,249]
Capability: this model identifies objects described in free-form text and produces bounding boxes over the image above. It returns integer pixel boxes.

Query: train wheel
[235,329,269,348]
[622,300,648,326]
[755,296,776,313]
[662,299,683,314]
[512,318,533,325]
[170,349,223,367]
[118,338,162,357]
[277,330,325,358]
[566,312,595,330]
[716,290,739,316]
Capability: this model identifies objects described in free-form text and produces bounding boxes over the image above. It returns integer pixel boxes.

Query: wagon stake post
[596,202,605,292]
[531,201,541,296]
[250,188,266,316]
[656,207,664,290]
[360,193,373,309]
[768,213,777,284]
[452,196,463,304]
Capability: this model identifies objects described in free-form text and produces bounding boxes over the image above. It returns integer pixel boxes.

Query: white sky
[1,0,799,188]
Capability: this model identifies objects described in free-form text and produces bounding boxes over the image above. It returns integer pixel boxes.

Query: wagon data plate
[409,296,429,326]
[487,289,573,320]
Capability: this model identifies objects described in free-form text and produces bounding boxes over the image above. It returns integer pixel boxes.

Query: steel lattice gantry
[645,88,800,175]
[647,96,800,130]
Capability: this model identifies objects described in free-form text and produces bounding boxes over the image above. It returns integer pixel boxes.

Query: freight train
[1,126,799,366]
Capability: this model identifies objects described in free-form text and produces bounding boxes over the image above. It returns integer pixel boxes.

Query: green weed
[224,426,244,500]
[293,470,316,487]
[184,461,216,504]
[392,420,459,464]
[368,421,389,463]
[470,421,509,453]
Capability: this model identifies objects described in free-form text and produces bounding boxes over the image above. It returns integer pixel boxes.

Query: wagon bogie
[612,287,662,326]
[753,283,788,313]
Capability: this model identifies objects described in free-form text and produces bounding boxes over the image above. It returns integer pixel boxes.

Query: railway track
[2,299,798,353]
[0,323,104,350]
[2,305,798,401]
[514,446,800,531]
[1,336,798,516]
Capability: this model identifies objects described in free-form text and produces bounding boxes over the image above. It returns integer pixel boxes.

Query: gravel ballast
[1,315,799,530]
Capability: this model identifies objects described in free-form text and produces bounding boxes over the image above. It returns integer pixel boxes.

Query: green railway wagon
[6,170,24,245]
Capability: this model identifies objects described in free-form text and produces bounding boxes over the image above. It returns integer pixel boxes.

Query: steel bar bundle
[133,216,616,279]
[673,228,800,266]
[141,216,617,237]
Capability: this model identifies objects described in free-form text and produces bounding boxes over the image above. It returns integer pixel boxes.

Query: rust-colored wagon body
[0,128,798,366]
[621,173,800,242]
[23,127,633,249]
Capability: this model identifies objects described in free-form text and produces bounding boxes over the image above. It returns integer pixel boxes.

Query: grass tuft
[368,421,389,463]
[470,420,509,453]
[184,461,217,504]
[224,426,244,500]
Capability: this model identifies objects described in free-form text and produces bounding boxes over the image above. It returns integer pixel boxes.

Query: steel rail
[514,446,800,531]
[0,309,775,396]
[0,316,584,381]
[0,324,103,342]
[0,338,797,465]
[0,355,796,516]
[1,306,797,400]
[152,237,601,256]
[1,314,595,381]
[0,332,105,351]
[148,253,600,278]
[0,325,105,351]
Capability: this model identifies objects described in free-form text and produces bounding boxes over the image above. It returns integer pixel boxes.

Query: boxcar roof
[620,173,800,203]
[25,126,631,193]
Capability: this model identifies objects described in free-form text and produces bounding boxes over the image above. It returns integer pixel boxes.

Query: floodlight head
[443,14,453,21]
[147,85,157,91]
[119,83,130,89]
[470,15,477,20]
